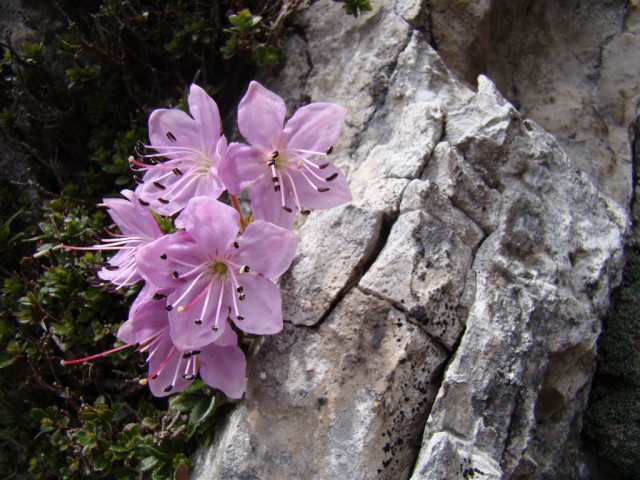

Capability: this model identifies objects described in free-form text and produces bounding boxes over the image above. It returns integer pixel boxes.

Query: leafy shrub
[585,249,640,477]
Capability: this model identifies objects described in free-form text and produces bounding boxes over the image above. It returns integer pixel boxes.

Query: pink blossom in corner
[63,190,163,287]
[62,289,247,398]
[220,81,351,229]
[133,84,227,215]
[136,196,297,352]
[117,293,246,398]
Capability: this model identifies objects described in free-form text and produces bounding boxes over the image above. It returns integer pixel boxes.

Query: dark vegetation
[585,248,640,478]
[0,1,370,478]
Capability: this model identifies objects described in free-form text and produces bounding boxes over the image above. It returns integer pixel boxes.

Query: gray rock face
[428,0,640,233]
[194,2,628,479]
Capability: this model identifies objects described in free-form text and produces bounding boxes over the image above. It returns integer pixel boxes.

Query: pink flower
[136,196,297,351]
[133,84,227,215]
[64,190,162,287]
[118,293,246,398]
[62,289,247,398]
[220,81,351,229]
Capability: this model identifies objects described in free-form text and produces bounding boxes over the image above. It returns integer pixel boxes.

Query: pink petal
[233,220,297,278]
[128,282,159,319]
[168,278,228,351]
[219,143,268,195]
[238,81,286,152]
[149,108,201,151]
[249,177,295,230]
[215,135,228,171]
[188,84,221,155]
[231,274,283,335]
[136,165,224,216]
[98,249,142,286]
[283,103,346,153]
[136,232,206,289]
[147,336,192,397]
[214,321,238,347]
[199,345,246,399]
[178,197,240,253]
[117,294,168,345]
[102,190,162,239]
[292,162,352,210]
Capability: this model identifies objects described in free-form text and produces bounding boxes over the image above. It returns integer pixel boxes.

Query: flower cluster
[63,82,350,398]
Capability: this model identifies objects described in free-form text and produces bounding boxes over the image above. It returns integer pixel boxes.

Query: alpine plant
[61,82,350,399]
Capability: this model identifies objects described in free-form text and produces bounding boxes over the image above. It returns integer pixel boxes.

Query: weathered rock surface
[428,0,640,236]
[194,2,628,479]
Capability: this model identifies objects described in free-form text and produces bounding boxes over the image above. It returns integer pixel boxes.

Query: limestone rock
[194,2,627,479]
[360,210,472,350]
[195,289,448,479]
[280,205,383,326]
[428,0,640,217]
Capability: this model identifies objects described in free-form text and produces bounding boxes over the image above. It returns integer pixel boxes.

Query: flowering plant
[62,82,350,398]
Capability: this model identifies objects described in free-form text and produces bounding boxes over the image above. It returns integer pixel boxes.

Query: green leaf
[139,456,162,473]
[138,443,169,461]
[0,352,15,369]
[188,395,217,433]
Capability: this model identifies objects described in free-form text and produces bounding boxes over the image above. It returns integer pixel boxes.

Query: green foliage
[221,9,264,60]
[335,0,373,17]
[585,249,640,476]
[0,1,370,478]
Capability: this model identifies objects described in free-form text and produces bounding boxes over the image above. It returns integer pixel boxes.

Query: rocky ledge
[194,2,631,478]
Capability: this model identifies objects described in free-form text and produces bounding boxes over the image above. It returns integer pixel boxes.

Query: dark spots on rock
[316,396,328,409]
[409,305,430,325]
[383,442,392,453]
[382,458,392,468]
[462,467,487,479]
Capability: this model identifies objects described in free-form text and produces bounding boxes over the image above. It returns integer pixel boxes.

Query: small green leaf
[0,352,15,369]
[188,396,217,431]
[139,456,162,473]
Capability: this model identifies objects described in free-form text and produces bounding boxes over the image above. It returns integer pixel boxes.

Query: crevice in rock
[499,387,527,475]
[393,0,430,33]
[592,32,618,87]
[405,319,465,479]
[315,209,398,326]
[402,308,450,358]
[358,281,455,356]
[629,109,639,240]
[622,0,635,29]
[424,0,436,50]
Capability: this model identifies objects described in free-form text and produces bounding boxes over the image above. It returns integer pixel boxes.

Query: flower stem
[230,194,249,232]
